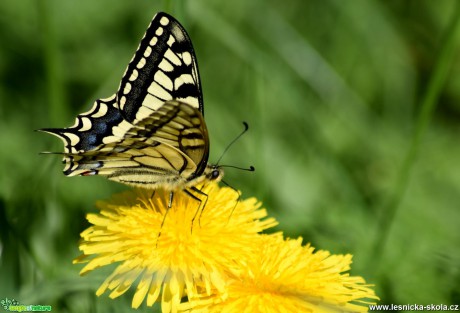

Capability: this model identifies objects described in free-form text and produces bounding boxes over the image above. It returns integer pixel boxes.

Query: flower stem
[163,0,173,13]
[371,2,460,273]
[38,0,67,125]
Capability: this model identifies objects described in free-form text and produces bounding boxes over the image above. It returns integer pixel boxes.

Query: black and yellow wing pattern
[41,12,223,190]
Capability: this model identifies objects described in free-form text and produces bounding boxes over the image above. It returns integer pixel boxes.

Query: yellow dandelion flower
[73,183,277,311]
[187,234,378,313]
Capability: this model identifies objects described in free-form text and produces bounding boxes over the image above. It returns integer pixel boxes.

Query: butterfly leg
[189,186,209,228]
[183,187,207,233]
[160,191,174,235]
[168,191,174,208]
[221,180,241,224]
[156,191,173,248]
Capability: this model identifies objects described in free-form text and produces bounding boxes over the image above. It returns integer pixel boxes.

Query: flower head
[186,234,378,313]
[74,183,277,311]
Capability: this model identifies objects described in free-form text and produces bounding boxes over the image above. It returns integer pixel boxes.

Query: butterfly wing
[117,12,204,123]
[41,12,211,189]
[44,101,209,189]
[41,95,122,154]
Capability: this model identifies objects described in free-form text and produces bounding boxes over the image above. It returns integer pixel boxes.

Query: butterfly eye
[210,169,220,180]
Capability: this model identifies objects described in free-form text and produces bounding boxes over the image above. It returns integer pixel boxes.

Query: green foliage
[1,0,459,311]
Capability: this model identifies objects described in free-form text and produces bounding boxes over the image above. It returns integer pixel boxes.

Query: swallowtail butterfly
[41,12,224,194]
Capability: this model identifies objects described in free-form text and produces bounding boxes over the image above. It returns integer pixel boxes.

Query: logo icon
[1,298,52,312]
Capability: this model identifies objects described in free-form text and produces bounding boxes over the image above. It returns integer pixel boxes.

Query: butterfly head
[204,164,224,182]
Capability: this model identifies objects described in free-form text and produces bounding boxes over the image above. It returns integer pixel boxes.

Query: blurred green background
[1,0,459,311]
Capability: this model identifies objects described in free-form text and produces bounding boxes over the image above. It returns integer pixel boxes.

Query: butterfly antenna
[220,165,255,172]
[216,122,249,165]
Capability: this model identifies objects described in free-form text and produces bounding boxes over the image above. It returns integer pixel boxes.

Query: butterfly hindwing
[118,12,203,123]
[130,100,209,171]
[41,96,121,153]
[51,101,209,188]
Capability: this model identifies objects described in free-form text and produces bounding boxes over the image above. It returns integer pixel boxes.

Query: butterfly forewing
[118,12,203,123]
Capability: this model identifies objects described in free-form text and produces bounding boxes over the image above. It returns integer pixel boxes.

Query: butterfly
[41,12,224,200]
